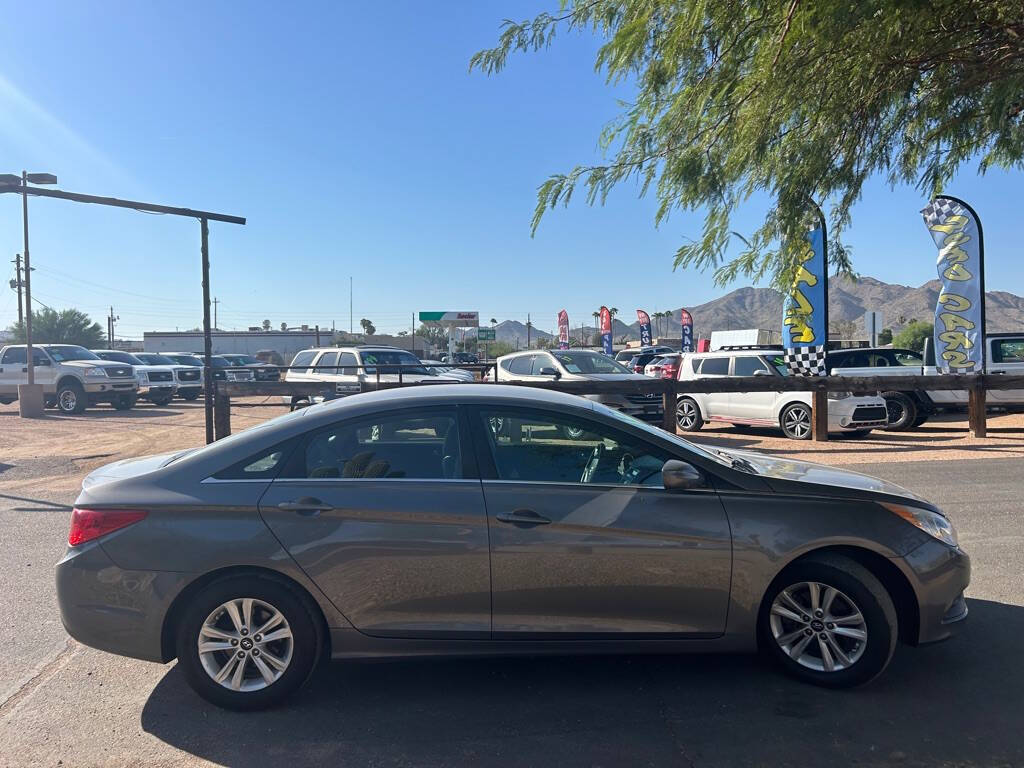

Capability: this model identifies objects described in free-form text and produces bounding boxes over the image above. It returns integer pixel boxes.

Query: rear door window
[315,351,339,372]
[508,356,535,375]
[290,409,462,480]
[995,339,1024,363]
[699,357,729,376]
[338,352,358,375]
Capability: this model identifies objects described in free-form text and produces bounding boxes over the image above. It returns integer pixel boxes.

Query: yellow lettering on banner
[938,292,971,312]
[939,312,974,332]
[938,330,974,352]
[942,350,974,370]
[929,214,968,234]
[943,262,973,281]
[784,252,819,344]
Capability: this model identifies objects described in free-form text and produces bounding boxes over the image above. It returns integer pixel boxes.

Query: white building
[143,331,321,362]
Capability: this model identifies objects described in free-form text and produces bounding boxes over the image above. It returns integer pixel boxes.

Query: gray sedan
[57,384,969,709]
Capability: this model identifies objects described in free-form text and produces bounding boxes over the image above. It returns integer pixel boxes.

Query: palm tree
[490,318,497,326]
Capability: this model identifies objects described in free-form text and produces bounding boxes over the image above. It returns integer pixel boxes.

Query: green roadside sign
[477,328,496,341]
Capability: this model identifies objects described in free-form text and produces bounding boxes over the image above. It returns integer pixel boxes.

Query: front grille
[852,405,888,423]
[178,369,200,382]
[255,367,280,380]
[625,393,662,405]
[148,371,173,382]
[105,366,133,379]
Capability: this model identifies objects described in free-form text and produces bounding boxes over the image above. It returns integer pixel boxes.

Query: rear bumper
[56,540,188,664]
[898,540,971,645]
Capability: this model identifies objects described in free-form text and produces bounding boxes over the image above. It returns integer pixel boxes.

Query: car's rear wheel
[175,576,319,710]
[882,391,918,430]
[760,553,897,688]
[676,397,703,431]
[780,402,812,440]
[181,390,201,401]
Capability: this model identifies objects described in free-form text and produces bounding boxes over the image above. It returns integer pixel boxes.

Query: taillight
[68,507,147,547]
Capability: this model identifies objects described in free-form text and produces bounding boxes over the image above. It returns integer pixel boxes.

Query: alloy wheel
[676,399,697,429]
[783,406,811,438]
[58,390,77,412]
[886,399,905,424]
[198,598,294,692]
[769,581,868,672]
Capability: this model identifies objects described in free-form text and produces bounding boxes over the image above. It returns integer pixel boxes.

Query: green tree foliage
[415,323,448,348]
[262,319,271,331]
[359,318,376,336]
[892,320,934,352]
[488,340,517,357]
[878,328,894,345]
[8,308,104,347]
[472,1,1024,287]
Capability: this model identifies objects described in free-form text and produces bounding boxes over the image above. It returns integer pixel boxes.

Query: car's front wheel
[56,381,87,414]
[175,576,319,710]
[780,402,812,440]
[760,553,897,688]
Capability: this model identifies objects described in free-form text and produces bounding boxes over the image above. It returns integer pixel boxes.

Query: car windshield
[45,345,100,362]
[361,351,428,375]
[550,352,632,374]
[769,353,790,376]
[98,351,142,364]
[169,355,203,366]
[594,401,736,468]
[234,355,261,364]
[137,353,176,365]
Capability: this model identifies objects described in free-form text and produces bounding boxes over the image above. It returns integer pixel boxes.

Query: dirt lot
[2,398,1023,499]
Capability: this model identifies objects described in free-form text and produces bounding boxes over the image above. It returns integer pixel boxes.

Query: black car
[219,353,280,381]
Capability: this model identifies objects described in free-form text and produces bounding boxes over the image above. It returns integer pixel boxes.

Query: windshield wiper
[714,449,758,474]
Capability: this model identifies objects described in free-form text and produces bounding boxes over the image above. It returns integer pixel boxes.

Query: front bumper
[83,380,138,395]
[828,398,889,431]
[898,539,971,644]
[56,539,188,664]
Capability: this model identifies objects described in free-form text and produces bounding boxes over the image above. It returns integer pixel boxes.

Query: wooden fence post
[214,386,232,440]
[662,379,677,434]
[811,388,829,442]
[968,379,987,438]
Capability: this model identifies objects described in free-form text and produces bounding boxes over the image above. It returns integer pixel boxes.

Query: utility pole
[411,311,415,356]
[212,297,220,330]
[526,313,531,348]
[107,306,119,346]
[11,254,23,327]
[349,276,353,334]
[315,324,321,346]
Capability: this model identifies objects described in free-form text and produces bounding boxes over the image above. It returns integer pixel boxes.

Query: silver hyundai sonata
[57,384,969,709]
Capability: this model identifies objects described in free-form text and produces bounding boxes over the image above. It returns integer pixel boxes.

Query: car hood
[715,447,931,505]
[60,360,118,370]
[81,449,194,489]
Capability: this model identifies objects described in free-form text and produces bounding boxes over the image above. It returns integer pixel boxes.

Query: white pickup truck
[0,344,140,413]
[828,334,1024,429]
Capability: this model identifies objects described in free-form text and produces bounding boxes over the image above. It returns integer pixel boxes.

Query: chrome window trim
[200,477,273,484]
[479,479,714,492]
[269,477,481,485]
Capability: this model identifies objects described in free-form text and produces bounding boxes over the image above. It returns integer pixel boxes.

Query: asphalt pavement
[0,457,1022,767]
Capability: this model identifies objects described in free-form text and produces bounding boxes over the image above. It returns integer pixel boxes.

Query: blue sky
[0,1,1021,337]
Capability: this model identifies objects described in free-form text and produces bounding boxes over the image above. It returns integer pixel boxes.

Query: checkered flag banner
[921,198,961,228]
[784,345,827,376]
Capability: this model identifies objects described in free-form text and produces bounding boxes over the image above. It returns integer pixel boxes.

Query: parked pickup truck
[92,349,178,406]
[0,344,140,413]
[828,334,1024,429]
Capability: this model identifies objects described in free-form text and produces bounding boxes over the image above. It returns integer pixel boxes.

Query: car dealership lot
[1,400,1023,766]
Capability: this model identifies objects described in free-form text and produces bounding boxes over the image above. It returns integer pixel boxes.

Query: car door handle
[495,509,551,526]
[277,497,334,516]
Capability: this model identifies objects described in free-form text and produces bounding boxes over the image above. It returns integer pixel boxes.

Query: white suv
[493,348,664,424]
[284,346,459,408]
[676,347,888,439]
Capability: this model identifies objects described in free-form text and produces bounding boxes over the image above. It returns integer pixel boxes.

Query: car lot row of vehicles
[0,343,280,413]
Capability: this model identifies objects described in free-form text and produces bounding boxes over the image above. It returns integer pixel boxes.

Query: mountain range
[482,276,1024,345]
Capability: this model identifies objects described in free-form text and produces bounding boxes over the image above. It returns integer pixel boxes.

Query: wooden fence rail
[214,374,1024,442]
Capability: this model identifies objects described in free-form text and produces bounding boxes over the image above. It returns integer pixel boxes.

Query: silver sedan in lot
[57,384,969,710]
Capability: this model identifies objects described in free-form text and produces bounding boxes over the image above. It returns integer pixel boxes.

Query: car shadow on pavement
[140,598,1022,767]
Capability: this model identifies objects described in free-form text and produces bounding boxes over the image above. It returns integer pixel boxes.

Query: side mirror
[662,459,704,491]
[538,366,561,379]
[753,369,769,376]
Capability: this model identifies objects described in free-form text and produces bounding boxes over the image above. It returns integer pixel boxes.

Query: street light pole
[21,172,34,386]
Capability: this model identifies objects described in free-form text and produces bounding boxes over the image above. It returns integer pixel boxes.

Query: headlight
[881,502,958,548]
[828,391,851,400]
[84,368,108,378]
[138,372,150,384]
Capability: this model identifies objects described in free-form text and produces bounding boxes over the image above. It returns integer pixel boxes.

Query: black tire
[175,575,319,711]
[676,397,704,432]
[760,552,898,688]
[911,414,929,428]
[112,393,137,411]
[780,402,812,440]
[150,393,174,407]
[181,390,201,401]
[56,380,87,414]
[882,391,918,431]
